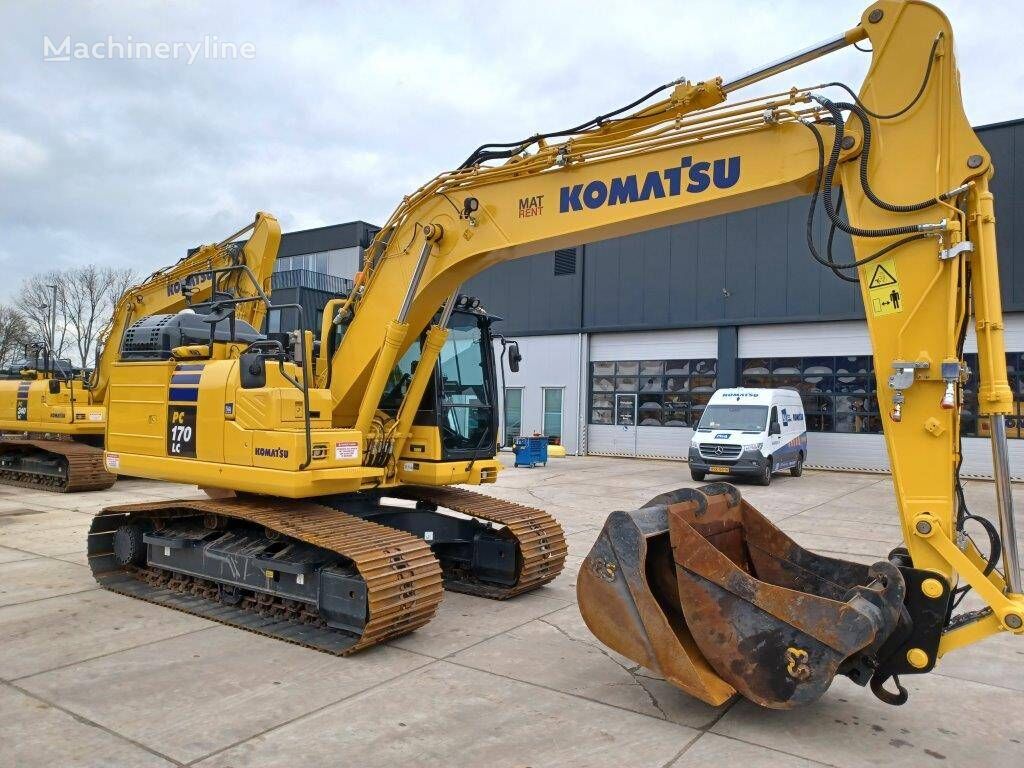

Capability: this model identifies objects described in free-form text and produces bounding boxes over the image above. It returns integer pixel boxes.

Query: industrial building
[278,117,1024,477]
[265,220,378,333]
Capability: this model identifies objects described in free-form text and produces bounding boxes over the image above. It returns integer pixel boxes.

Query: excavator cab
[579,484,919,709]
[376,300,503,463]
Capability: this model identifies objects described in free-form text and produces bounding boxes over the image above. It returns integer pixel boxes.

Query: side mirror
[508,341,522,373]
[769,421,781,436]
[48,379,61,395]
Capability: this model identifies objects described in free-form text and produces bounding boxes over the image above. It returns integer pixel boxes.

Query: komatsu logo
[559,155,740,213]
[166,271,211,297]
[255,446,289,459]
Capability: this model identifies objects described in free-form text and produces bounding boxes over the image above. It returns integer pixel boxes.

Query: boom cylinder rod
[398,238,435,323]
[990,415,1023,594]
[215,219,257,249]
[438,290,459,328]
[721,28,865,94]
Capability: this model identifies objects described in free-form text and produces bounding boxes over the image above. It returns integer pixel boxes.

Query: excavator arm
[316,0,1021,705]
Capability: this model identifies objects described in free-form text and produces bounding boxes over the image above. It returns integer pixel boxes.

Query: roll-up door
[588,329,717,458]
[738,314,1024,477]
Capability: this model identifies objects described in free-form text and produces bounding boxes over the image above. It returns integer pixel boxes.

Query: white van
[687,388,807,486]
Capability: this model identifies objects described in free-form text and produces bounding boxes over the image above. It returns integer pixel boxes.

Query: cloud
[0,128,48,176]
[1,0,1021,301]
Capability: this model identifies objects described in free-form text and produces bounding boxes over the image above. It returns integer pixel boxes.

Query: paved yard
[1,456,1023,767]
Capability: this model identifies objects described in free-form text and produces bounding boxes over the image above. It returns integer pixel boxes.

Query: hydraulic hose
[821,34,942,121]
[800,117,929,273]
[459,80,682,169]
[811,96,938,239]
[838,99,955,213]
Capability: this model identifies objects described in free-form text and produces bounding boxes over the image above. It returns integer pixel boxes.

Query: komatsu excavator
[88,0,1023,708]
[0,213,281,492]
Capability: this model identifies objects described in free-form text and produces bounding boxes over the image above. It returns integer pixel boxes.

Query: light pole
[45,283,57,357]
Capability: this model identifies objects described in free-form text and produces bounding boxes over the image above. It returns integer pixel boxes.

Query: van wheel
[757,459,773,486]
[791,453,804,477]
[690,468,706,482]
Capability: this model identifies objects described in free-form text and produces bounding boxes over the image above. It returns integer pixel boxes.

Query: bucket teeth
[579,483,906,709]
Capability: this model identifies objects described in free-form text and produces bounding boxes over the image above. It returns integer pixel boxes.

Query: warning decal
[867,257,903,316]
[868,263,898,289]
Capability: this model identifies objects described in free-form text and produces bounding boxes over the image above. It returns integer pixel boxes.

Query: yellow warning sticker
[867,257,902,316]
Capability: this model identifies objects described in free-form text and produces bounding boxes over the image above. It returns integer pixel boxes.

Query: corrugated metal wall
[469,249,583,335]
[277,221,379,259]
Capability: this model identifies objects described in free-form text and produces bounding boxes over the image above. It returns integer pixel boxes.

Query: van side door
[767,405,783,457]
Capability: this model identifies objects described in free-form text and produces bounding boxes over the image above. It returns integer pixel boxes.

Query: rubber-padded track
[88,496,444,654]
[0,438,114,493]
[395,486,568,599]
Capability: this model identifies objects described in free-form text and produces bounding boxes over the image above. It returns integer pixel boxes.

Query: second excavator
[87,0,1022,710]
[0,213,282,492]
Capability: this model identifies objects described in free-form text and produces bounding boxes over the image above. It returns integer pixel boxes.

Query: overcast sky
[2,1,1022,301]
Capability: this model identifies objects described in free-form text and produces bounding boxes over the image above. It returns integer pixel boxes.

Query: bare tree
[92,266,139,368]
[105,267,139,313]
[16,272,69,359]
[59,265,106,371]
[17,265,139,369]
[0,304,30,368]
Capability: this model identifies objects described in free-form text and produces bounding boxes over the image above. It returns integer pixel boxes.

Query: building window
[737,354,1024,439]
[590,358,717,427]
[274,250,339,275]
[963,353,1024,439]
[740,356,879,434]
[542,387,564,444]
[504,387,523,447]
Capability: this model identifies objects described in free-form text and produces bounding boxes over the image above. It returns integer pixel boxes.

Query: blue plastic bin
[513,436,548,467]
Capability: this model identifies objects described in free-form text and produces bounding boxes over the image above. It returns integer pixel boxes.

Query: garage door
[739,314,1024,359]
[588,329,716,459]
[738,314,1024,478]
[590,328,717,361]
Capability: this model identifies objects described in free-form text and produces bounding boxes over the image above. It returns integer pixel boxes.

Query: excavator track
[0,438,114,493]
[87,496,444,654]
[394,486,568,599]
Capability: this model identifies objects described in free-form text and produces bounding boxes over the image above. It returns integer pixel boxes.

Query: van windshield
[698,404,769,432]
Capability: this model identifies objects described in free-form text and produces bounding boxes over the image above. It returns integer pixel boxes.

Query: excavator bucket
[578,483,907,709]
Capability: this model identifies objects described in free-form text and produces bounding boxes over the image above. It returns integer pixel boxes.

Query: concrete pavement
[1,457,1022,767]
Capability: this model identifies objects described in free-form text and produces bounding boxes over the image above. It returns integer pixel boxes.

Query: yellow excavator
[88,0,1022,708]
[0,213,282,492]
